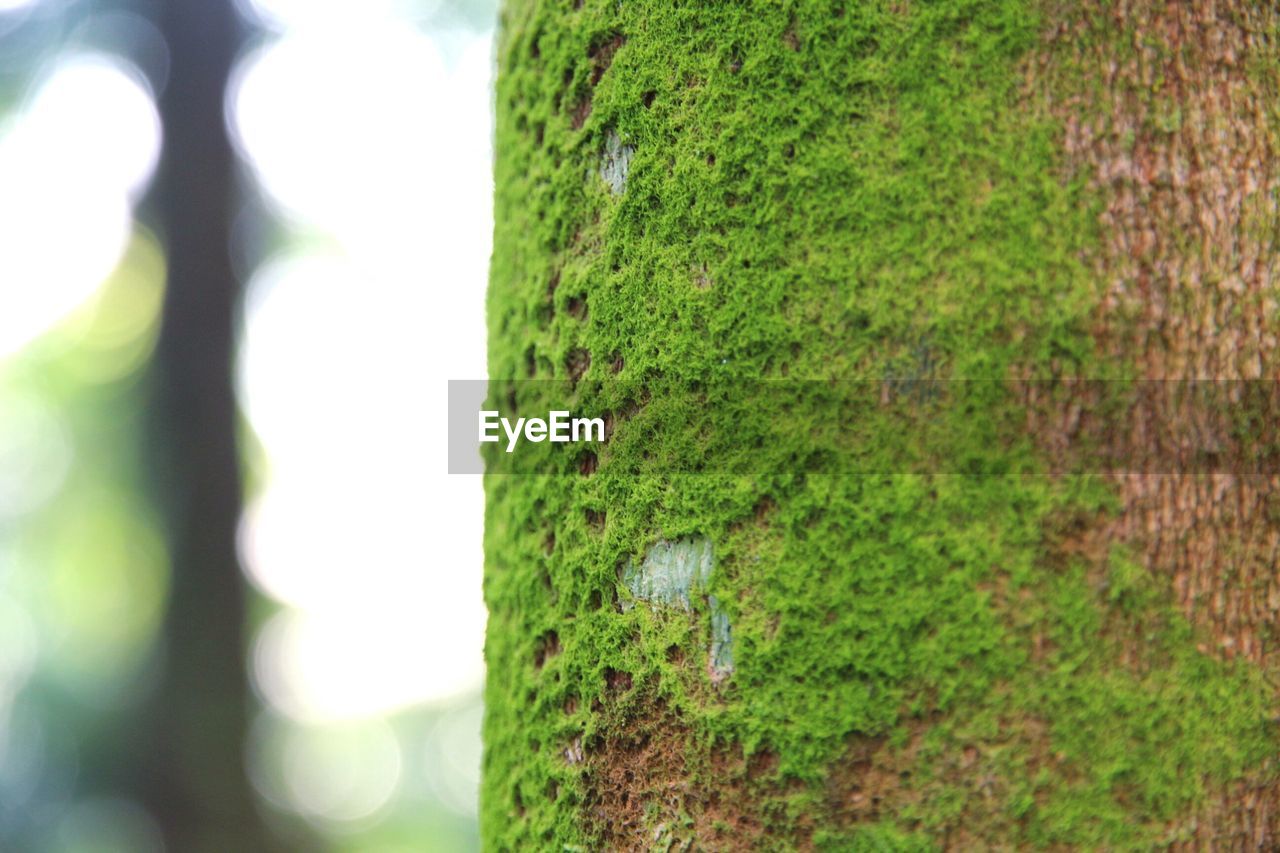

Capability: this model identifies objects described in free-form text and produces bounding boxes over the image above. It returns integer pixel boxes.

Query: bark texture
[484,1,1280,849]
[1036,3,1280,847]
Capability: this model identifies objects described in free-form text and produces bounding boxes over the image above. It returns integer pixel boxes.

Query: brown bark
[1035,1,1280,845]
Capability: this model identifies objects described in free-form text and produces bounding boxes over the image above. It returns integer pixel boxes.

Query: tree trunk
[483,1,1280,848]
[138,1,277,849]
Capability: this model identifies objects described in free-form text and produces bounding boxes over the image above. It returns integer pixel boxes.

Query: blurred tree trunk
[138,1,276,850]
[483,0,1280,849]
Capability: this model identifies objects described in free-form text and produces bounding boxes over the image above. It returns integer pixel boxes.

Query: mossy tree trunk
[483,1,1280,849]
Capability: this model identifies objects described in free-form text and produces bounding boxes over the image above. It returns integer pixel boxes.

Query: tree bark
[484,1,1280,848]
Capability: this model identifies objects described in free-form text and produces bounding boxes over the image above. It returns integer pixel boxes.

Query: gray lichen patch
[623,536,713,610]
[708,595,734,682]
[599,130,633,195]
[623,536,734,681]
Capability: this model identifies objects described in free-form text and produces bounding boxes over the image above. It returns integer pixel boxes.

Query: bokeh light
[50,228,166,386]
[237,0,441,32]
[232,12,492,724]
[0,594,37,707]
[52,798,164,853]
[228,20,493,271]
[0,0,38,15]
[37,493,168,705]
[249,711,406,828]
[0,53,159,359]
[237,250,487,721]
[423,702,483,817]
[227,2,492,844]
[0,393,71,519]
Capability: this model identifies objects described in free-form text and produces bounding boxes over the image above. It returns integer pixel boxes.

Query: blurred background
[0,0,493,849]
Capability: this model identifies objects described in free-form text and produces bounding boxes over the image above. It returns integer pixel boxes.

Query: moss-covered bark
[483,1,1280,848]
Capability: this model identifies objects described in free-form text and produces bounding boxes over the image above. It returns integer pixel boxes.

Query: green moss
[890,546,1272,848]
[815,823,935,852]
[483,0,1277,849]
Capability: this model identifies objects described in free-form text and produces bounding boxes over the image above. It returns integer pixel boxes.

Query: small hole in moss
[753,495,776,522]
[534,630,561,669]
[693,263,712,290]
[525,347,537,378]
[748,749,780,778]
[587,589,603,610]
[543,531,555,555]
[534,122,545,146]
[782,142,795,159]
[603,667,632,694]
[566,348,591,381]
[579,450,598,475]
[564,694,579,714]
[546,780,559,802]
[641,89,656,108]
[567,295,587,319]
[666,644,684,664]
[587,33,625,86]
[547,269,561,297]
[706,153,716,166]
[570,97,592,130]
[513,787,526,816]
[608,351,624,373]
[586,508,606,532]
